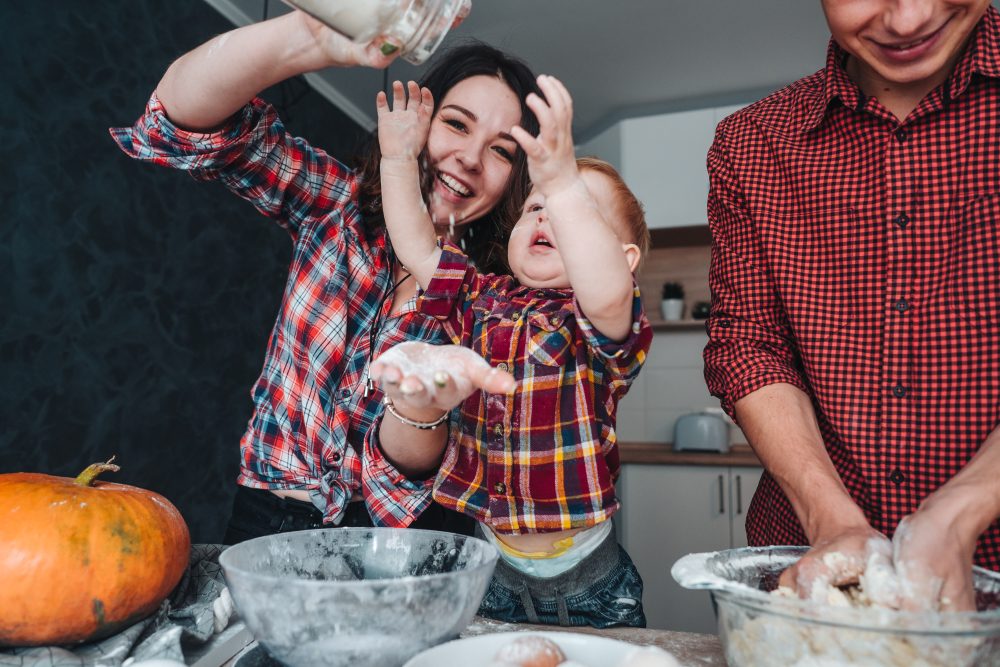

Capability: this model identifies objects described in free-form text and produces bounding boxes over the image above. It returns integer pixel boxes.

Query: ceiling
[208,0,999,142]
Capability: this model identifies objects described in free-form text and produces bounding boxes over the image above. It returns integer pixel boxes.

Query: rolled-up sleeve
[575,283,652,392]
[360,413,436,527]
[109,93,358,234]
[703,119,809,418]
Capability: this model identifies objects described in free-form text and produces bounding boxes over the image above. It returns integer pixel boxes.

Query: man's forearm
[919,423,1000,540]
[734,382,870,543]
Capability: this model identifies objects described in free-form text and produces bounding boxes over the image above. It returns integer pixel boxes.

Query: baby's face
[506,170,623,289]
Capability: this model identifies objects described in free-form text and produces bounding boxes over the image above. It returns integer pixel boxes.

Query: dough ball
[493,635,566,667]
[614,646,682,667]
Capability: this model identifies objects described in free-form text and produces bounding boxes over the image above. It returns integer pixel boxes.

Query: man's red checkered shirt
[111,95,449,528]
[704,7,1000,570]
[417,243,652,533]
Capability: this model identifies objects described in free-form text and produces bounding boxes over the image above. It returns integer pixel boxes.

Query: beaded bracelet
[382,396,449,430]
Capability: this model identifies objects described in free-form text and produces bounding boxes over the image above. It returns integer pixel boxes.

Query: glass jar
[283,0,472,65]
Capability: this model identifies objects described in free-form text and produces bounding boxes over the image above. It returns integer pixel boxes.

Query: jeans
[478,526,646,628]
[222,486,476,545]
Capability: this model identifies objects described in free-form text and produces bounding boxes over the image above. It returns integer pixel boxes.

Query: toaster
[673,411,730,453]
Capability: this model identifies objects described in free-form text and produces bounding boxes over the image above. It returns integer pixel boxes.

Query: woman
[110,10,539,544]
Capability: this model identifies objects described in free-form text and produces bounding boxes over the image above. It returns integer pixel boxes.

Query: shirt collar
[802,6,1000,132]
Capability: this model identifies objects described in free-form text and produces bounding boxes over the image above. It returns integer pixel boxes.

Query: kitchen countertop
[618,441,760,467]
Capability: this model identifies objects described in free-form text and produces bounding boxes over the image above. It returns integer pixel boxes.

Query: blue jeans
[478,527,646,628]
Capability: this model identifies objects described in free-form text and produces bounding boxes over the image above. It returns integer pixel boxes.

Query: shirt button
[894,128,908,142]
[892,384,908,398]
[494,482,507,495]
[718,319,732,329]
[551,317,562,327]
[497,362,509,373]
[493,423,504,436]
[339,388,351,399]
[632,322,641,334]
[512,312,521,321]
[331,451,342,463]
[889,469,906,485]
[893,213,910,228]
[894,299,910,313]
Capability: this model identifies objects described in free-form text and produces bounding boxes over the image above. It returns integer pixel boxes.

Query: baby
[374,74,652,628]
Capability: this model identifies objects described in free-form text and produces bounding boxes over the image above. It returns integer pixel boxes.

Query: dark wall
[0,0,370,542]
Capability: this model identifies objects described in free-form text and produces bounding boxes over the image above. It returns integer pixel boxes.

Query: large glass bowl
[672,546,1000,667]
[219,528,498,667]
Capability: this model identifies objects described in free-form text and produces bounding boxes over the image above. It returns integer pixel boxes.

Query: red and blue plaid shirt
[416,242,652,533]
[704,7,1000,569]
[110,94,449,527]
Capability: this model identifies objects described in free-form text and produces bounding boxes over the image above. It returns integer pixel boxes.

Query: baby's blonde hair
[576,156,650,265]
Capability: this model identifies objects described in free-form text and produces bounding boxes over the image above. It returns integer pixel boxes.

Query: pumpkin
[0,458,190,646]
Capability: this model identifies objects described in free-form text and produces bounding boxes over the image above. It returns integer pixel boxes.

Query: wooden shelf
[650,319,707,332]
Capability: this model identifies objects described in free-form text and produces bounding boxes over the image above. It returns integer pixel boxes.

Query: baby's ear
[621,243,641,273]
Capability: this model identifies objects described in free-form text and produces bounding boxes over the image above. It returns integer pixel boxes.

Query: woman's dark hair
[355,40,540,274]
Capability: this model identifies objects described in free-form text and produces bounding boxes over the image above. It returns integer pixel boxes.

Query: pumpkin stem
[75,456,120,487]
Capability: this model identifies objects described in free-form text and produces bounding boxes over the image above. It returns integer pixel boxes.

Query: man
[705,0,1000,612]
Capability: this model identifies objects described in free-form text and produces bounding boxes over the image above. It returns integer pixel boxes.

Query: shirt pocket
[947,193,1000,325]
[525,311,573,368]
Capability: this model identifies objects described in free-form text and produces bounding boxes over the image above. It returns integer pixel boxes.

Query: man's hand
[370,342,515,415]
[892,497,978,612]
[778,525,893,604]
[376,81,434,162]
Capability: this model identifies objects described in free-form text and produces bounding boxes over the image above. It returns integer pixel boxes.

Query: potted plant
[661,282,685,321]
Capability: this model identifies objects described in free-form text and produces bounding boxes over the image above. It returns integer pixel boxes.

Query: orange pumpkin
[0,459,190,646]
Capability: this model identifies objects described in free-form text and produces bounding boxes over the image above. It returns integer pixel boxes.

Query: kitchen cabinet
[619,109,717,229]
[578,103,749,230]
[616,463,763,633]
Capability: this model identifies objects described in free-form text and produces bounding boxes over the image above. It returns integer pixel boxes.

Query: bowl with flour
[672,546,1000,667]
[219,527,498,667]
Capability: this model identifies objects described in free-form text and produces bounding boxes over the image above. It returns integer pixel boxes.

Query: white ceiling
[208,0,999,142]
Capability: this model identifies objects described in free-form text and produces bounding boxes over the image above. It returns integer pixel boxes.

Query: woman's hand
[370,342,515,415]
[510,74,580,198]
[297,10,400,70]
[376,81,434,162]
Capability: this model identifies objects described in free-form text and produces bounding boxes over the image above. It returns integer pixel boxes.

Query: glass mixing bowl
[219,528,498,667]
[673,546,1000,667]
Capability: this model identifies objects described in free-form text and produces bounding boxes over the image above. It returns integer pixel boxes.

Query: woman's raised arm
[155,11,398,131]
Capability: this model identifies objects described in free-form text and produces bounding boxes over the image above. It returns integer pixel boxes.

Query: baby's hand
[510,75,580,197]
[376,80,433,162]
[370,342,516,414]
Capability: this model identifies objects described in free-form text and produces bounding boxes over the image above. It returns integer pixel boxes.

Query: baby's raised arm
[377,81,443,289]
[510,75,637,341]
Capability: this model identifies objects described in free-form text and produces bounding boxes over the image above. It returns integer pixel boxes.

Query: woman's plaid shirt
[704,8,1000,569]
[111,95,448,527]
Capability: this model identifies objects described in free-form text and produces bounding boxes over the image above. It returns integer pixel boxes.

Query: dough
[614,646,682,667]
[492,635,566,667]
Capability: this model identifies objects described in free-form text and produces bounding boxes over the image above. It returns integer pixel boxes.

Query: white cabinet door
[619,109,716,229]
[617,464,730,633]
[728,466,764,548]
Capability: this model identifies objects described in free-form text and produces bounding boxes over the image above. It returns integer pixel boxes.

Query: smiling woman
[109,9,540,544]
